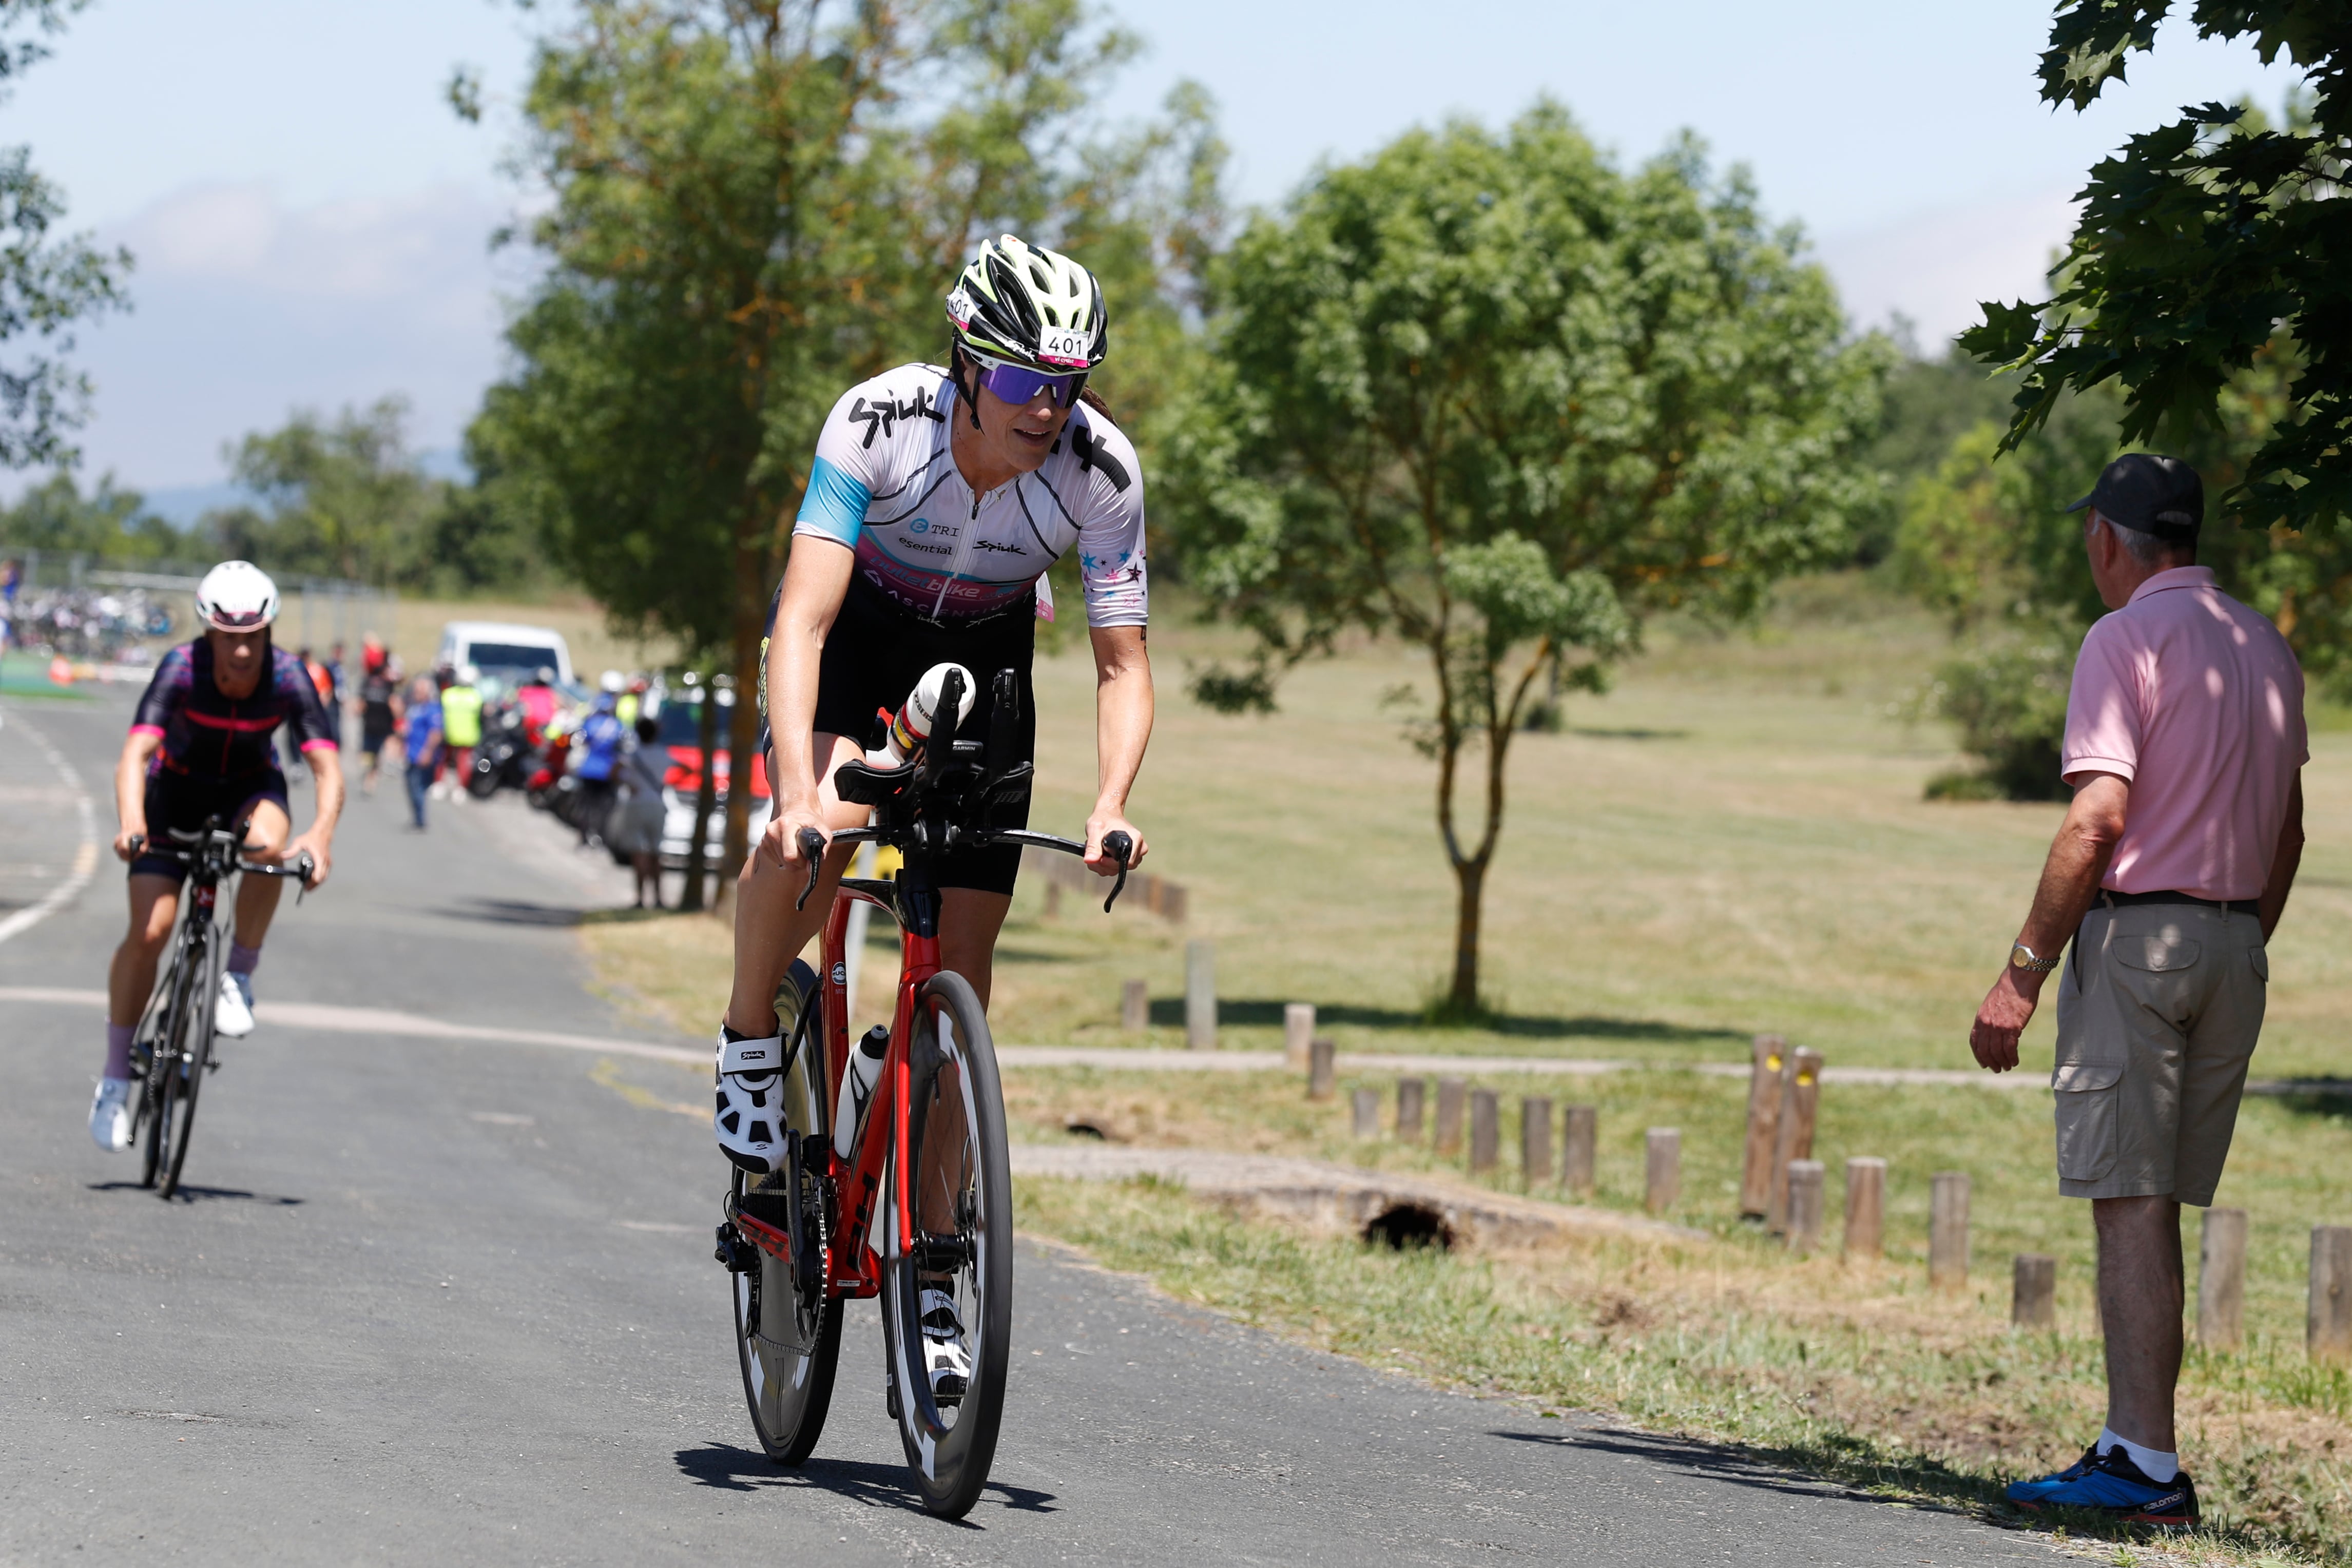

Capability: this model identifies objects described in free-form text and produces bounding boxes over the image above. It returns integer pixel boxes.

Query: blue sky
[5,0,2305,492]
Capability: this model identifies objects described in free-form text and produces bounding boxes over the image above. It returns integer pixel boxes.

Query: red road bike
[714,667,1130,1518]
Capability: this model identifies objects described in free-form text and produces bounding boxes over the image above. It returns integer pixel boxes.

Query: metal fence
[1,548,394,663]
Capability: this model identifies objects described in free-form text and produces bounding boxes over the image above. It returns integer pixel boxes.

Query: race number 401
[1037,326,1093,366]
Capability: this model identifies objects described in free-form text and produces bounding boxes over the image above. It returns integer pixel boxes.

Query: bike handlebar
[127,830,318,894]
[789,823,1134,913]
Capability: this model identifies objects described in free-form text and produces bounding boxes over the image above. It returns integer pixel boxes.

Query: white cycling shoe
[714,1027,785,1175]
[89,1077,133,1152]
[919,1289,972,1406]
[215,971,256,1038]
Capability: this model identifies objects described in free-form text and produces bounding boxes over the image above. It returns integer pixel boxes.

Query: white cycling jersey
[792,362,1148,627]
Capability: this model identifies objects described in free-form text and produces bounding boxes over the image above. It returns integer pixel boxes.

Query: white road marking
[0,710,100,949]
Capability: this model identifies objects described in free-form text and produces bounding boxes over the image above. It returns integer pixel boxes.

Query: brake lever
[292,851,317,904]
[1100,829,1132,914]
[793,826,827,912]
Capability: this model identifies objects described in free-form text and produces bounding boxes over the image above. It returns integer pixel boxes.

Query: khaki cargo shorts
[2051,902,2267,1206]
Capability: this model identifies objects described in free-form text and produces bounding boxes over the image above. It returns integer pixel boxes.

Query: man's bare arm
[112,730,163,859]
[1968,772,2129,1073]
[2259,771,2304,941]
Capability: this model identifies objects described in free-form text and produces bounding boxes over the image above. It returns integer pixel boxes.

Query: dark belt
[2096,887,2259,917]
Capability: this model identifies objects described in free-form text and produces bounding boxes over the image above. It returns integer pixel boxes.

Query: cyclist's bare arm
[1086,623,1151,874]
[113,730,162,862]
[760,537,856,868]
[285,745,344,889]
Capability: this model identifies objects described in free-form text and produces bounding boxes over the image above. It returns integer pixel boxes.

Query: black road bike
[125,820,312,1198]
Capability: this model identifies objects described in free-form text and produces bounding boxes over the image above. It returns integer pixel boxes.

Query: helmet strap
[950,344,984,431]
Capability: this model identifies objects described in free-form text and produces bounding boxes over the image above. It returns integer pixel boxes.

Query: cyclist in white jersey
[714,235,1153,1176]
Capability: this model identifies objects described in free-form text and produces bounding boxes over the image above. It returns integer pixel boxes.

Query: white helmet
[194,561,280,631]
[459,664,480,684]
[600,669,624,693]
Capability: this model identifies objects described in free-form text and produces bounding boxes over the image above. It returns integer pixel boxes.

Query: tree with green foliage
[1964,4,2351,531]
[0,470,175,558]
[467,0,1220,905]
[1166,105,1890,1014]
[207,398,445,586]
[0,0,129,469]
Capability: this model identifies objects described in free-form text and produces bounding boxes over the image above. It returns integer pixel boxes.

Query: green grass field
[583,571,2352,1560]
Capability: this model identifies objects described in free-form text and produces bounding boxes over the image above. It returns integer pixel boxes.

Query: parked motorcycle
[468,706,535,799]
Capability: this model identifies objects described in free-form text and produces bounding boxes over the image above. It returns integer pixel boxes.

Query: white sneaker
[918,1288,972,1405]
[89,1077,133,1152]
[216,970,256,1038]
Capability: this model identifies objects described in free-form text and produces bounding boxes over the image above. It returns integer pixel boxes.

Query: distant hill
[136,448,471,530]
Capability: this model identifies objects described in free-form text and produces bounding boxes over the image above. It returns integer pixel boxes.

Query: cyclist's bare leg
[229,798,292,950]
[108,874,181,1028]
[723,731,867,1037]
[937,890,1012,1010]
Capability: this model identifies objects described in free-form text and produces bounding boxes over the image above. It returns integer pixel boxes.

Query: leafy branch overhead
[1962,2,2351,529]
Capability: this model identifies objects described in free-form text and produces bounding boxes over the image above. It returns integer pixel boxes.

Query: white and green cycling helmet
[943,235,1108,425]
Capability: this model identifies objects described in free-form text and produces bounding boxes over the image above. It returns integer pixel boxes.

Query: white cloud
[1813,185,2082,349]
[56,181,531,490]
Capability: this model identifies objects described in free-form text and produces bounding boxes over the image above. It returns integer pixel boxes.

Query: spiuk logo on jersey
[847,386,945,449]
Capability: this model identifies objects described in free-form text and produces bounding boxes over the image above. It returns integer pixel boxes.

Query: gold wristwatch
[2010,942,2061,973]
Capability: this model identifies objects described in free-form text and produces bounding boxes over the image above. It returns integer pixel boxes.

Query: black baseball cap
[2066,453,2204,538]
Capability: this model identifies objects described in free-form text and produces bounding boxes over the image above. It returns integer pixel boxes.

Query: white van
[436,621,576,688]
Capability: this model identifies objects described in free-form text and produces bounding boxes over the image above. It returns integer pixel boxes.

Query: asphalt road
[0,688,2059,1565]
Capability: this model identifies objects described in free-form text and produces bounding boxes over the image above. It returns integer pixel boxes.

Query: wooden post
[1562,1106,1596,1195]
[1184,940,1216,1050]
[2310,1226,2352,1366]
[1520,1095,1554,1187]
[1842,1157,1886,1260]
[1120,978,1148,1033]
[1645,1128,1680,1215]
[1045,879,1062,918]
[1434,1077,1467,1157]
[2013,1253,2056,1328]
[1469,1089,1499,1174]
[1396,1078,1426,1140]
[1307,1037,1336,1101]
[1929,1172,1970,1291]
[2199,1207,2248,1351]
[1766,1047,1824,1234]
[1784,1160,1825,1255]
[1738,1034,1787,1217]
[1283,1003,1316,1070]
[1351,1087,1379,1138]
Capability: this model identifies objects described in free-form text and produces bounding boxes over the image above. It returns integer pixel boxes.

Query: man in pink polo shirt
[1970,453,2306,1528]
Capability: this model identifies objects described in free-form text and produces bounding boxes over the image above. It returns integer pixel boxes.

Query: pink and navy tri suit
[128,639,338,881]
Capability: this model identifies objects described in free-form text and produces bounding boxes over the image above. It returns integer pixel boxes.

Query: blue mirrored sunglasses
[975,361,1082,407]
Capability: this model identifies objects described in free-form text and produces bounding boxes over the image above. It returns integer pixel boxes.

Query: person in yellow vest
[616,674,646,729]
[438,664,485,803]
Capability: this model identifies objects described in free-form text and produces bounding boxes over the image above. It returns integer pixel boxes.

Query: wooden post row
[1646,1128,1680,1215]
[1521,1095,1554,1187]
[1469,1089,1499,1174]
[1396,1078,1426,1140]
[1306,1037,1336,1101]
[1738,1034,1786,1217]
[1563,1106,1596,1196]
[2312,1225,2352,1366]
[1434,1077,1467,1157]
[2199,1207,2247,1351]
[1766,1047,1824,1234]
[1930,1171,1970,1291]
[2013,1254,2056,1328]
[1284,1002,1315,1069]
[1351,1087,1380,1138]
[1784,1160,1825,1255]
[1184,940,1216,1051]
[1842,1157,1885,1260]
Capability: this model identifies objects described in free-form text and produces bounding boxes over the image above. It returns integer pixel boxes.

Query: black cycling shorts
[807,578,1035,896]
[130,766,290,883]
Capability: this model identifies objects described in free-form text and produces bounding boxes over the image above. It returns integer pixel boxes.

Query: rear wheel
[155,938,217,1199]
[729,959,841,1464]
[880,971,1013,1519]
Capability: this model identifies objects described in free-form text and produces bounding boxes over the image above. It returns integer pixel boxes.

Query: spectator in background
[400,675,442,831]
[357,649,401,797]
[324,641,348,711]
[439,664,484,804]
[517,666,560,747]
[616,674,646,729]
[573,677,626,846]
[1974,455,2305,1530]
[612,714,669,908]
[0,558,18,649]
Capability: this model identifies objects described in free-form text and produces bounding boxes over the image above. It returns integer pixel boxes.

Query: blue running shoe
[2003,1443,2102,1504]
[2006,1445,2197,1528]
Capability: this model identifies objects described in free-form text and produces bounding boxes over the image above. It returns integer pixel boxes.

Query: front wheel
[880,971,1014,1519]
[154,937,217,1199]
